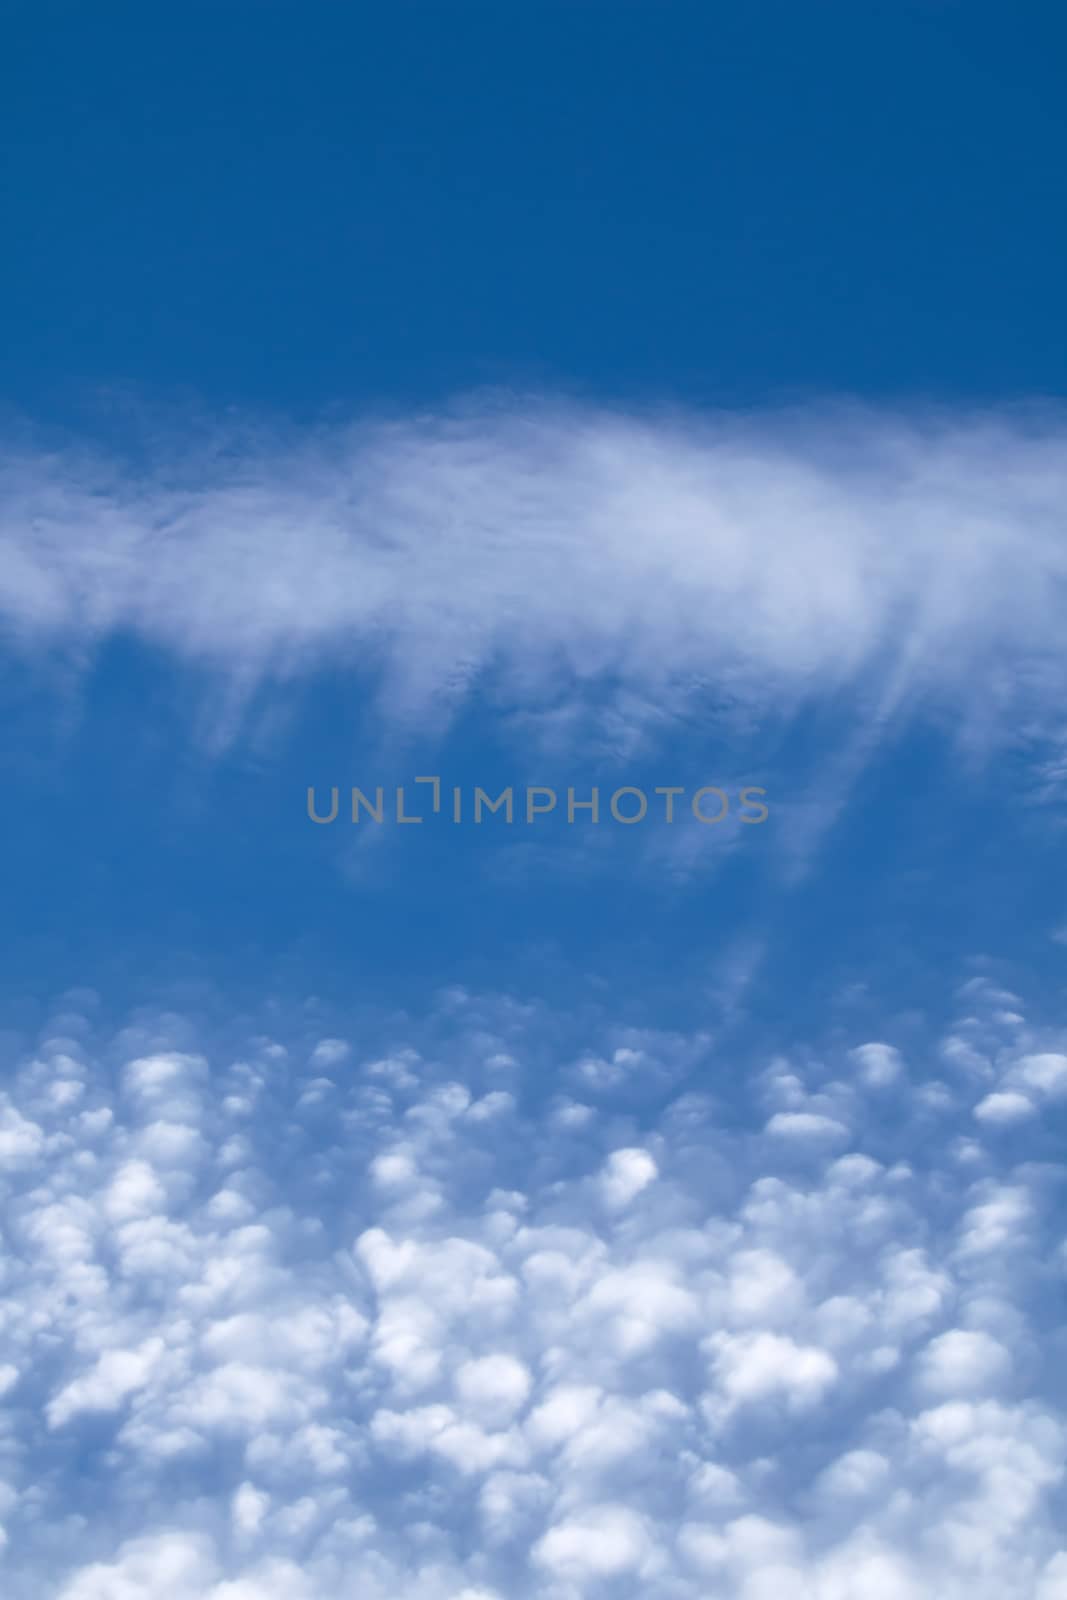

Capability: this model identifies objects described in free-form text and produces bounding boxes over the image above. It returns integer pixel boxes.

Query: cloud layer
[1,975,1065,1597]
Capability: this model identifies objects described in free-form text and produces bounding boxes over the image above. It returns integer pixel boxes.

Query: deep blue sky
[2,0,1065,422]
[1,2,1065,1028]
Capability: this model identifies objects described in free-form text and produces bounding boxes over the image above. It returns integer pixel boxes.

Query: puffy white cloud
[916,1331,1012,1397]
[597,1147,658,1209]
[231,1482,269,1537]
[706,1330,839,1415]
[850,1043,904,1088]
[47,1338,166,1428]
[1015,1053,1067,1098]
[974,1092,1036,1125]
[525,1384,602,1451]
[0,1098,44,1166]
[765,1111,850,1142]
[454,1355,532,1427]
[56,1533,218,1600]
[814,1448,891,1501]
[532,1503,656,1579]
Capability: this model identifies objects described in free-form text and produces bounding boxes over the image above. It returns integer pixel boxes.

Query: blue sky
[3,1,1066,412]
[1,6,1067,1598]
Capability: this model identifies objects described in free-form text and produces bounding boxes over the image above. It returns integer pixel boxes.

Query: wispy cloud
[2,397,1065,751]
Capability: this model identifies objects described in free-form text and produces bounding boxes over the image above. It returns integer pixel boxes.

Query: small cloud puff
[598,1147,658,1209]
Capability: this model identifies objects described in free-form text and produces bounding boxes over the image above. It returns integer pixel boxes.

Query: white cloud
[532,1503,655,1579]
[974,1091,1035,1125]
[1015,1053,1067,1098]
[56,1533,217,1600]
[0,1098,44,1166]
[598,1147,658,1209]
[47,1339,166,1429]
[454,1355,532,1427]
[231,1482,269,1537]
[814,1448,891,1501]
[706,1330,839,1414]
[764,1111,850,1142]
[916,1330,1012,1397]
[850,1043,904,1088]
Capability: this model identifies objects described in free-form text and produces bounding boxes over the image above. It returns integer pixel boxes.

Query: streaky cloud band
[2,396,1065,750]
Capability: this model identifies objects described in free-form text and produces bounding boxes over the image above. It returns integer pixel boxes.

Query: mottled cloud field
[1,975,1065,1598]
